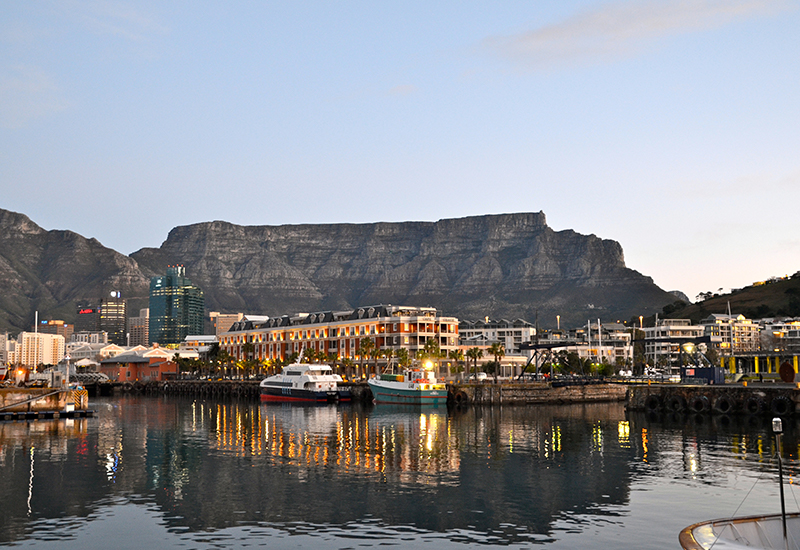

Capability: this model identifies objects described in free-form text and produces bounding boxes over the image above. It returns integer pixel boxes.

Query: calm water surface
[0,395,798,549]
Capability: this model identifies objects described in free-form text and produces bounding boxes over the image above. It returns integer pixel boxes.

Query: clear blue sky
[2,0,799,303]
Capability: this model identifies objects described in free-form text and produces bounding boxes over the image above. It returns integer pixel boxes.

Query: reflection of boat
[367,367,447,405]
[260,363,351,403]
[679,513,800,549]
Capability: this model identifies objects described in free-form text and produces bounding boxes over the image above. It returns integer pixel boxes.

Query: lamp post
[773,417,789,550]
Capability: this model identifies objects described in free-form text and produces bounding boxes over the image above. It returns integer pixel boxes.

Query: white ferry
[260,363,351,403]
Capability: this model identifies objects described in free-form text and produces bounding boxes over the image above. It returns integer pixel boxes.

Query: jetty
[0,386,92,421]
[626,383,798,415]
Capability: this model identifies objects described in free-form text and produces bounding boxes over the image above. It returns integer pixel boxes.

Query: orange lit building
[220,305,459,376]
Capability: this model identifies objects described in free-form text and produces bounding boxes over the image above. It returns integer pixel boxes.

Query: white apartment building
[15,332,65,368]
[642,319,705,367]
[701,314,760,355]
[459,318,536,355]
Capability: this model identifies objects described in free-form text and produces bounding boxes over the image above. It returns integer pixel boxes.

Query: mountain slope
[0,209,150,331]
[131,212,675,327]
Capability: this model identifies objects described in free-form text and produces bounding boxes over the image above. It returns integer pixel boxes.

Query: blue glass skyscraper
[148,266,205,345]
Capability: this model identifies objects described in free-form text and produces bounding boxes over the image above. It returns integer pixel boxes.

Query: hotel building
[220,305,459,376]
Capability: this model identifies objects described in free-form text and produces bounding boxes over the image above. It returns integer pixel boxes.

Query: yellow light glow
[424,361,434,370]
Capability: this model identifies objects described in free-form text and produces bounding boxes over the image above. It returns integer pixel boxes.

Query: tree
[396,348,411,368]
[448,349,464,375]
[423,338,442,376]
[487,342,505,383]
[359,337,375,379]
[466,347,484,376]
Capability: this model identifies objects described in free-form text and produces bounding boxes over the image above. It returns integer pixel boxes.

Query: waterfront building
[180,335,217,361]
[642,319,705,368]
[149,265,205,345]
[759,319,800,352]
[533,322,633,371]
[128,308,150,347]
[210,312,244,336]
[14,332,65,369]
[458,318,536,356]
[701,314,760,355]
[36,319,74,342]
[220,304,459,378]
[100,347,178,382]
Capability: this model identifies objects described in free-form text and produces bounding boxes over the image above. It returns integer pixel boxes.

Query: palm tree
[342,357,355,381]
[488,342,506,383]
[396,348,411,369]
[423,338,442,377]
[448,349,464,376]
[359,337,375,379]
[466,347,484,378]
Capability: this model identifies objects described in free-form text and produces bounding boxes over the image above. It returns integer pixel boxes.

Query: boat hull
[367,380,447,406]
[260,387,351,403]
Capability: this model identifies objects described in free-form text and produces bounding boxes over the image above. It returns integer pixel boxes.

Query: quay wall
[126,380,629,406]
[626,384,800,415]
[449,382,627,406]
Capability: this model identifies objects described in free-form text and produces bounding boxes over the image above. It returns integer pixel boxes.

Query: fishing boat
[260,362,351,403]
[367,366,447,405]
[680,417,796,550]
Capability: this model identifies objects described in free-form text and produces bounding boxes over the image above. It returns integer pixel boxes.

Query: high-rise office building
[128,308,150,347]
[149,266,205,345]
[75,305,100,332]
[99,291,127,345]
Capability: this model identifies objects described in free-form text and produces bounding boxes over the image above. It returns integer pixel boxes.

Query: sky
[2,0,799,303]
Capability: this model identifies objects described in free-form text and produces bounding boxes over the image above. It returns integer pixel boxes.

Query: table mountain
[0,208,676,333]
[130,212,675,328]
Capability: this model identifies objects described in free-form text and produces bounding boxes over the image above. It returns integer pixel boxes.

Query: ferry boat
[367,366,447,405]
[260,362,351,403]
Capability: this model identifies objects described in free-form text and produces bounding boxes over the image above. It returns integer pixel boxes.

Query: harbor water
[0,395,797,549]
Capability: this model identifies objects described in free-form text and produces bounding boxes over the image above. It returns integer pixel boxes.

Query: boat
[367,366,447,405]
[260,362,351,403]
[679,513,800,549]
[680,417,796,549]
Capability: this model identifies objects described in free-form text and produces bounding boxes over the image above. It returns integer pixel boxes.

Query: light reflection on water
[0,396,799,549]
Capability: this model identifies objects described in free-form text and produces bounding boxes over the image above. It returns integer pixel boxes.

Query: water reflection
[0,397,797,548]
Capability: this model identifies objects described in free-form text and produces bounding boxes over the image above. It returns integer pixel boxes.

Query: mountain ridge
[0,208,676,332]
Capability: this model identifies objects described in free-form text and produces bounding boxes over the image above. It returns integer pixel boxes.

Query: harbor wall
[626,384,799,415]
[449,382,627,406]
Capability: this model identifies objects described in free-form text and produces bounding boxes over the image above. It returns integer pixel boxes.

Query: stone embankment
[626,384,799,416]
[449,381,627,406]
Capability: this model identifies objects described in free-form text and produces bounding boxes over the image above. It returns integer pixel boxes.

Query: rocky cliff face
[0,209,150,331]
[0,209,675,332]
[130,212,674,328]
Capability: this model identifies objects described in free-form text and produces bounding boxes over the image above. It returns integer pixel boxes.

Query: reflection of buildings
[194,403,461,481]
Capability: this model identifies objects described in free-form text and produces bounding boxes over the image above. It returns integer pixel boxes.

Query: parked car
[469,372,488,381]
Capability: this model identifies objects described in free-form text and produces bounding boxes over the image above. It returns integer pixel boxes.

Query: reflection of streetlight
[556,315,560,330]
[639,316,643,329]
